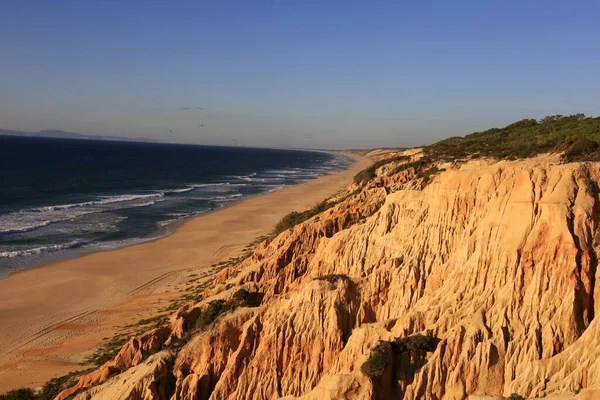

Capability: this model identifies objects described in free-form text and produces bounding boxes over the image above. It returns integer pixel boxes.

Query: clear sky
[1,1,599,149]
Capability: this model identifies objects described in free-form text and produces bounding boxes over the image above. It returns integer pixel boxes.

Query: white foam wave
[0,159,346,237]
[0,181,250,235]
[0,197,164,234]
[265,185,287,193]
[0,220,53,234]
[129,200,161,208]
[195,193,243,201]
[167,212,191,217]
[157,218,180,228]
[165,186,198,194]
[162,182,247,195]
[263,168,301,175]
[227,172,257,182]
[29,193,163,212]
[0,240,89,258]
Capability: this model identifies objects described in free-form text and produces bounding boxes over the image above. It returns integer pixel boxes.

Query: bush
[314,274,352,284]
[0,368,100,400]
[560,137,600,162]
[353,168,377,186]
[274,211,310,234]
[360,334,440,380]
[395,333,439,353]
[274,200,334,235]
[37,370,88,400]
[353,155,410,185]
[360,342,392,379]
[507,394,525,400]
[198,299,239,328]
[425,114,600,161]
[388,158,431,176]
[416,166,443,184]
[84,336,128,366]
[232,288,250,301]
[273,188,364,236]
[0,389,36,400]
[200,300,227,327]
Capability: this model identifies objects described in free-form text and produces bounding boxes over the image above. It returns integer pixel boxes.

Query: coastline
[0,150,353,280]
[0,152,372,392]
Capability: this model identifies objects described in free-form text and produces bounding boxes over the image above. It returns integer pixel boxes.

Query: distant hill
[0,128,160,143]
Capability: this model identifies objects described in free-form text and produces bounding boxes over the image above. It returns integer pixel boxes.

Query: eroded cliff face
[61,152,600,400]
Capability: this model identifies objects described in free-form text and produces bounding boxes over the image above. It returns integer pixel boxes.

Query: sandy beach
[0,152,371,392]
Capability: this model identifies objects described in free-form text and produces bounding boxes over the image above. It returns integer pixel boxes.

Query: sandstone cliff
[58,150,600,400]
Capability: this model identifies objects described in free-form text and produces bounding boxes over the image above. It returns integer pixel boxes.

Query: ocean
[0,136,352,278]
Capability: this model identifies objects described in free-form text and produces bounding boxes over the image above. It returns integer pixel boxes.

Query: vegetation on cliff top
[426,113,600,161]
[273,114,600,239]
[273,188,361,235]
[274,199,336,235]
[352,113,600,189]
[353,155,410,185]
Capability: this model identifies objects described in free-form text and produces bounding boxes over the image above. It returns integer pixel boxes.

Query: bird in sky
[196,107,203,110]
[167,129,173,133]
[232,139,238,143]
[180,107,190,110]
[198,124,205,127]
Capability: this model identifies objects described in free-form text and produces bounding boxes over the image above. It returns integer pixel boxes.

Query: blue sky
[1,0,599,149]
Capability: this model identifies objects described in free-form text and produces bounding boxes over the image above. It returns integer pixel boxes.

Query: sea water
[0,136,352,277]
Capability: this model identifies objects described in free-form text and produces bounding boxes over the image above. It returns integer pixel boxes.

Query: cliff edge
[56,115,600,400]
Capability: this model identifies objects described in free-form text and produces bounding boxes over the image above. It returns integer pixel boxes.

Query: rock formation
[58,151,600,400]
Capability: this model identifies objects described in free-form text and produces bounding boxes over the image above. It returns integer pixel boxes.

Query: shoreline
[0,151,353,280]
[0,152,372,392]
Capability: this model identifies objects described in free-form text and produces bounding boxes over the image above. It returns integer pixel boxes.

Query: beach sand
[0,152,372,392]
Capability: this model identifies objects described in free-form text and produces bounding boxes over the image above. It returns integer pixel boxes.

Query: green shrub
[0,389,36,400]
[353,155,411,185]
[360,334,440,380]
[84,336,128,366]
[416,166,443,184]
[0,368,105,400]
[360,342,392,379]
[395,333,439,353]
[353,168,377,186]
[125,314,169,329]
[560,137,600,162]
[37,370,89,400]
[198,299,238,328]
[314,274,352,284]
[200,300,227,327]
[232,288,250,301]
[388,158,431,176]
[273,188,365,236]
[275,211,310,234]
[274,200,334,235]
[425,114,600,161]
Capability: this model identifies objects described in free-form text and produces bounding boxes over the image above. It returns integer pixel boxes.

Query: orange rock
[67,153,600,400]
